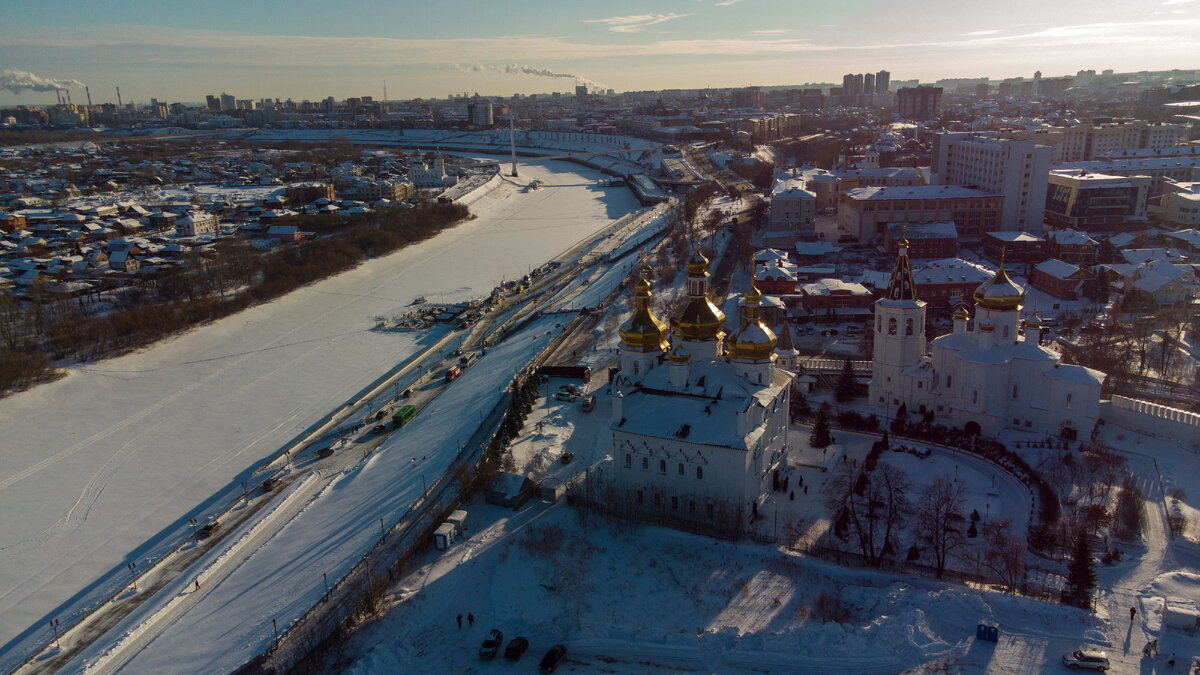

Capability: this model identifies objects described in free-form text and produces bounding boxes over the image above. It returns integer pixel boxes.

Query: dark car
[538,644,566,673]
[479,629,503,659]
[503,636,529,661]
[372,424,386,434]
[198,519,221,538]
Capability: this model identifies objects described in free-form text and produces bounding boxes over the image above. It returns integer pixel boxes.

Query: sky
[0,0,1198,106]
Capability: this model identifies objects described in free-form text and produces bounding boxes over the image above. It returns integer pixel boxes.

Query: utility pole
[127,561,138,590]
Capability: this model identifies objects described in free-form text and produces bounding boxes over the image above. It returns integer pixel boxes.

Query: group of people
[1134,607,1177,668]
[456,612,474,629]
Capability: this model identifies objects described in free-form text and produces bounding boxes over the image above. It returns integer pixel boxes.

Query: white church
[870,237,1105,440]
[609,248,792,520]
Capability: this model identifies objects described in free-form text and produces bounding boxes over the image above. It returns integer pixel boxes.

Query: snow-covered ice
[0,158,640,670]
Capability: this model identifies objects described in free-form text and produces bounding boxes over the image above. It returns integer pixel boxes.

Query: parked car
[479,629,503,659]
[560,452,575,465]
[554,391,576,402]
[1062,649,1109,671]
[538,644,566,673]
[581,395,596,412]
[372,424,386,434]
[260,477,279,492]
[503,636,529,661]
[198,519,221,538]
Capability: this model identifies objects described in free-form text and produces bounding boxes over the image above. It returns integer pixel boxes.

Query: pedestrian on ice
[456,614,463,628]
[468,612,475,627]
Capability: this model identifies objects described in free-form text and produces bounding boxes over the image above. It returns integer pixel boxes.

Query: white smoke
[1,68,86,95]
[451,63,605,92]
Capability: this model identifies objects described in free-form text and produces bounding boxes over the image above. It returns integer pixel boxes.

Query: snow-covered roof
[1048,229,1097,246]
[1034,258,1082,279]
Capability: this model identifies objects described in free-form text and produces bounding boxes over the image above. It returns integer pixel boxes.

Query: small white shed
[433,522,456,550]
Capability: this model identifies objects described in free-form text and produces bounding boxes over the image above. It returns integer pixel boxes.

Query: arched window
[877,317,882,333]
[677,462,684,476]
[696,466,704,480]
[642,457,648,470]
[905,318,914,335]
[1002,325,1009,338]
[633,361,639,375]
[888,317,897,335]
[625,453,632,468]
[757,373,763,384]
[659,459,666,474]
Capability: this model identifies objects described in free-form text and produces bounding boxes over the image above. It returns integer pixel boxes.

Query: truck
[458,352,477,368]
[445,365,462,382]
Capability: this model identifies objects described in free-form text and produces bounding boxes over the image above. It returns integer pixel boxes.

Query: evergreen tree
[1065,534,1097,609]
[835,359,858,402]
[810,402,832,448]
[790,387,812,421]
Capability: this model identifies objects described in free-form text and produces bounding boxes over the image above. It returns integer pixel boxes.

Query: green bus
[392,404,417,427]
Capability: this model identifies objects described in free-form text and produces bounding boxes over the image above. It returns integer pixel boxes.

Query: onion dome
[619,271,669,353]
[1025,303,1042,330]
[973,264,1024,311]
[978,320,995,332]
[671,243,726,343]
[728,282,777,363]
[952,304,970,321]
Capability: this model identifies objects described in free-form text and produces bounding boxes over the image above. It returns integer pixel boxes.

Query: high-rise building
[895,86,942,120]
[205,95,220,112]
[930,133,1051,234]
[219,93,235,112]
[875,70,890,94]
[575,84,588,98]
[467,99,494,128]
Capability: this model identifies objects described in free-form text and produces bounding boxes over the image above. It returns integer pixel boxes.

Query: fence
[1103,395,1200,447]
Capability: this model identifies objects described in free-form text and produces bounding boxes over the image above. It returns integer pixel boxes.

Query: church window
[905,319,914,335]
[1013,418,1020,425]
[671,496,679,511]
[888,318,897,335]
[886,376,891,383]
[1003,325,1009,338]
[678,462,684,476]
[636,490,644,504]
[1066,393,1072,409]
[877,317,882,333]
[972,390,979,404]
[918,381,923,389]
[1012,385,1018,399]
[659,459,667,474]
[946,375,952,388]
[878,396,885,403]
[1025,420,1032,427]
[654,493,662,507]
[633,361,639,375]
[757,373,763,384]
[642,457,648,470]
[706,503,714,518]
[689,500,696,515]
[625,453,632,468]
[937,405,944,412]
[696,466,704,480]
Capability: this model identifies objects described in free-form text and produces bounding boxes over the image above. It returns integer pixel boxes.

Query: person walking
[1130,606,1137,622]
[467,613,475,627]
[456,614,463,629]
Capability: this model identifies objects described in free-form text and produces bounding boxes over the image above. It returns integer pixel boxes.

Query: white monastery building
[870,237,1105,440]
[610,249,791,520]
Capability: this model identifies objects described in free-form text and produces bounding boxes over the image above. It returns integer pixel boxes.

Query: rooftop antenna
[85,85,92,108]
[509,113,518,177]
[116,86,122,108]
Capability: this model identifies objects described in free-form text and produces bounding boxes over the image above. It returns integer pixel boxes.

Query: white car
[1062,649,1109,671]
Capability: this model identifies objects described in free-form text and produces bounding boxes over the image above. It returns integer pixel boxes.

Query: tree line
[0,202,469,396]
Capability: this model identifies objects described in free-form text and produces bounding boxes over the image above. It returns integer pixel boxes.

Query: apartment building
[930,132,1051,234]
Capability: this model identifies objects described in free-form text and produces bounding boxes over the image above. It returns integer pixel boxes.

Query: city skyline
[1,0,1198,106]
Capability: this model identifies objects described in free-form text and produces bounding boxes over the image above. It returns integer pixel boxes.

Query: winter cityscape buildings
[2,11,1200,669]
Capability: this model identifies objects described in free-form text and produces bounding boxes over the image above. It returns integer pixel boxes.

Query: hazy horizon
[1,0,1198,107]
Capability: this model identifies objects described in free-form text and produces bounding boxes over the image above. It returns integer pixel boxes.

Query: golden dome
[669,343,691,363]
[620,271,670,353]
[728,282,777,363]
[671,243,725,342]
[686,243,710,275]
[952,304,970,320]
[973,264,1024,311]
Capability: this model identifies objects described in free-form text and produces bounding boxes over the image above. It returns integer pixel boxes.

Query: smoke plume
[1,68,86,95]
[452,63,605,92]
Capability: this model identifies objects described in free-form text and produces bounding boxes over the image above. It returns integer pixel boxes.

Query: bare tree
[822,460,912,566]
[913,475,968,578]
[961,518,1027,593]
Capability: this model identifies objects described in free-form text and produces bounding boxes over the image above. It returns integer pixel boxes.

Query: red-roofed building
[1030,258,1094,299]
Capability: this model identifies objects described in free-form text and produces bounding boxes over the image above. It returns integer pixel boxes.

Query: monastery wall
[1101,395,1200,447]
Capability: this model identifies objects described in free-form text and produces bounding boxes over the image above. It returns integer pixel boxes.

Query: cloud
[715,0,743,5]
[749,29,791,35]
[1161,0,1197,5]
[583,13,693,33]
[964,29,1002,36]
[0,68,86,95]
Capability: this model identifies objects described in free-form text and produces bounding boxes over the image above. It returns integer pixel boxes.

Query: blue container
[987,626,999,642]
[976,624,988,640]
